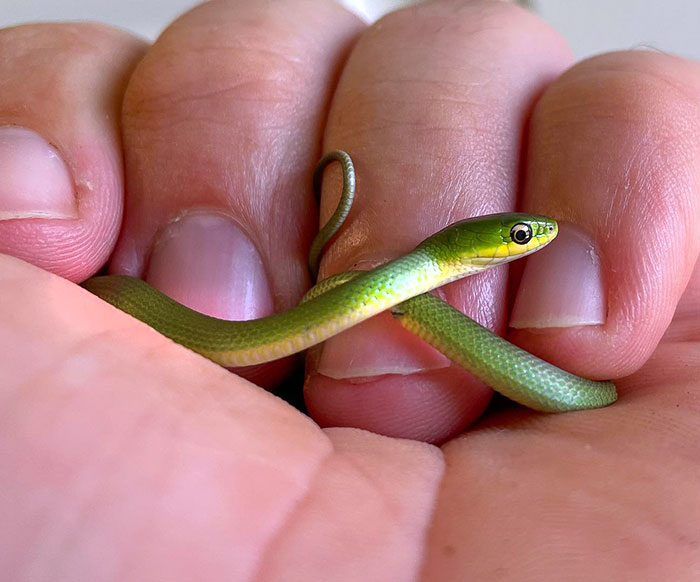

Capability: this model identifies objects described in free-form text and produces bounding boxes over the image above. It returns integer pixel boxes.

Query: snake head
[497,213,558,259]
[418,212,559,271]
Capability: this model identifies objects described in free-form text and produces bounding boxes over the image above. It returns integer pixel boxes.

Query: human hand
[2,1,699,579]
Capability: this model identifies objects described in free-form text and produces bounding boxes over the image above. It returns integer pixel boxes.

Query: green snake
[83,151,617,412]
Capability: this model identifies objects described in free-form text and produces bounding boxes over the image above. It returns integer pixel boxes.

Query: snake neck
[370,249,462,301]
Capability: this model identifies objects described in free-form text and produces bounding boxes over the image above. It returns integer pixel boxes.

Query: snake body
[83,151,617,412]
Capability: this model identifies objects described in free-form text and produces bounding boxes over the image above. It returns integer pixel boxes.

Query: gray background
[1,0,699,60]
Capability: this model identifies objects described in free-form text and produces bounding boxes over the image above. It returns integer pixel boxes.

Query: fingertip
[0,23,146,281]
[110,0,364,389]
[307,0,574,439]
[517,50,700,379]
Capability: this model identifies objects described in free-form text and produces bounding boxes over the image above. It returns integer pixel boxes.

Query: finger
[0,23,145,281]
[0,255,442,580]
[509,51,700,379]
[305,0,573,443]
[111,0,363,388]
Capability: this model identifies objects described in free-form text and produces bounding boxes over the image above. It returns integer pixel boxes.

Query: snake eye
[510,223,532,245]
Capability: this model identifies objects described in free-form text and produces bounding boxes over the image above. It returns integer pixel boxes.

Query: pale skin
[2,0,700,579]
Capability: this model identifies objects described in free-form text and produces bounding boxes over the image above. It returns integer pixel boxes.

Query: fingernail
[146,212,273,320]
[0,126,77,220]
[316,313,452,380]
[316,256,451,380]
[510,223,606,329]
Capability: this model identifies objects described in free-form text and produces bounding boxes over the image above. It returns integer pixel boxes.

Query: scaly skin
[395,293,617,411]
[83,213,554,367]
[83,151,617,411]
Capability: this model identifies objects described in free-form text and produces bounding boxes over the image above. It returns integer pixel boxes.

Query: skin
[1,0,700,579]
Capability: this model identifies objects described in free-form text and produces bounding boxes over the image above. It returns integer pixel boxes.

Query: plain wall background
[1,0,700,60]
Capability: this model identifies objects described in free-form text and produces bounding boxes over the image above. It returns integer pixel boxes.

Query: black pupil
[512,224,531,244]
